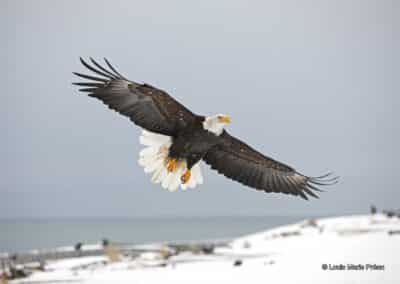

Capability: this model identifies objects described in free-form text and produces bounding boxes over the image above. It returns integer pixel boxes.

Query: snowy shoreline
[3,213,399,284]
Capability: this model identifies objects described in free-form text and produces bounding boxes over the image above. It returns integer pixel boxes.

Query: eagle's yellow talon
[181,170,191,184]
[166,159,177,172]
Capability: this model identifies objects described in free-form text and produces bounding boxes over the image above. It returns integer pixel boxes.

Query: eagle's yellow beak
[218,115,231,124]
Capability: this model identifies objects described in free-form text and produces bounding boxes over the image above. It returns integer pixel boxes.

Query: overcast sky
[1,0,398,218]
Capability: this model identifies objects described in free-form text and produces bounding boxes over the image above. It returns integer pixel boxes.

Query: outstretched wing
[203,131,338,200]
[73,58,196,136]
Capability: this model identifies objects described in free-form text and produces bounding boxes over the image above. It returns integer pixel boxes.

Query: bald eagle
[73,58,337,200]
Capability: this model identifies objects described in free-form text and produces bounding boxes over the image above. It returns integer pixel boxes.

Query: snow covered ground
[7,214,400,284]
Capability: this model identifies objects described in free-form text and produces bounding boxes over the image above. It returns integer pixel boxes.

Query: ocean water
[0,215,309,253]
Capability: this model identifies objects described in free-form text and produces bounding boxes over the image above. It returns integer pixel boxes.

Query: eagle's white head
[203,114,231,136]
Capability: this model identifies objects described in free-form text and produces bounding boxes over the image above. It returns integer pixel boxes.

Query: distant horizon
[0,210,373,220]
[0,214,311,253]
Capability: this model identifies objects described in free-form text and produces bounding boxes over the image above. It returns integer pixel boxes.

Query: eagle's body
[168,116,217,167]
[73,58,337,199]
[138,115,223,191]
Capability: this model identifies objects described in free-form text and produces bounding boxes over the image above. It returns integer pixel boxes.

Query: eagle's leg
[166,158,177,172]
[181,169,191,184]
[180,155,201,184]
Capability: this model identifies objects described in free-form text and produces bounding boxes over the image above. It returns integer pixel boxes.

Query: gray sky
[1,0,398,218]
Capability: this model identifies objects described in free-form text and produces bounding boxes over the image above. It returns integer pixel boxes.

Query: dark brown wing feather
[73,57,196,136]
[203,131,338,200]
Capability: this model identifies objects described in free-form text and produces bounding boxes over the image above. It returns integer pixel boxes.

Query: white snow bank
[10,214,400,284]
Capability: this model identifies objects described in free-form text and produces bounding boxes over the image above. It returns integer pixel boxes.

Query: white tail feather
[138,129,203,191]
